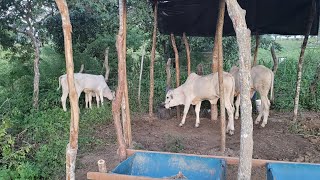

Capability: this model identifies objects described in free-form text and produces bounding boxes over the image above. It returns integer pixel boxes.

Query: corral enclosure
[1,0,320,179]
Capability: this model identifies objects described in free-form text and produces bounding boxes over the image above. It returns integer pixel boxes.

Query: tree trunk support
[293,0,316,123]
[112,0,128,162]
[252,34,260,66]
[171,33,181,120]
[225,0,253,179]
[149,1,158,117]
[55,1,80,179]
[183,32,191,75]
[122,0,132,147]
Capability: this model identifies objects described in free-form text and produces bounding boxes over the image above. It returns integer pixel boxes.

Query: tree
[0,0,55,109]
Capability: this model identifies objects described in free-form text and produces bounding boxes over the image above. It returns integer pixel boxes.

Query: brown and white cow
[229,65,274,128]
[164,72,235,135]
[58,73,115,111]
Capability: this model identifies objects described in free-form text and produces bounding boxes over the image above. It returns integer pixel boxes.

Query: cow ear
[170,94,173,99]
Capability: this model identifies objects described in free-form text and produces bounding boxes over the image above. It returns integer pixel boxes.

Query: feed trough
[267,162,320,180]
[111,151,226,180]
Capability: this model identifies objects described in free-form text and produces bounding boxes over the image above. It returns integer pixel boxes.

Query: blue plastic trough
[112,152,226,180]
[267,162,320,180]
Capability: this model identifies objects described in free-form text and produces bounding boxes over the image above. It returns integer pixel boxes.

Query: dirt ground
[76,110,320,180]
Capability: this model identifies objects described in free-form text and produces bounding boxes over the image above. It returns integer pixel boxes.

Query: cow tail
[270,72,274,103]
[57,76,62,91]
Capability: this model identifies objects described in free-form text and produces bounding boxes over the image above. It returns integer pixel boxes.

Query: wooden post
[166,58,172,91]
[270,44,278,74]
[197,63,204,75]
[215,0,226,152]
[112,0,127,162]
[293,0,315,123]
[122,0,132,147]
[149,1,158,117]
[252,34,260,66]
[104,47,110,82]
[211,0,226,122]
[55,0,80,179]
[79,64,84,73]
[138,45,146,108]
[171,33,181,120]
[225,0,253,179]
[183,33,191,75]
[97,159,107,173]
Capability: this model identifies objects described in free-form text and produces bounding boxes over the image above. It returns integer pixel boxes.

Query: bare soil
[76,110,320,180]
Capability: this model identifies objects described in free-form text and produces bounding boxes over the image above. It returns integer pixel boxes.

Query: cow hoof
[179,123,184,127]
[235,116,239,120]
[260,123,266,128]
[195,124,199,128]
[254,120,260,125]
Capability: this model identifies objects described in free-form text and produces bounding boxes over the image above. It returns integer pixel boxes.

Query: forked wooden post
[149,1,158,117]
[55,0,80,179]
[252,34,260,66]
[225,0,253,179]
[170,33,181,120]
[112,0,127,162]
[293,0,316,123]
[183,32,191,75]
[122,0,132,147]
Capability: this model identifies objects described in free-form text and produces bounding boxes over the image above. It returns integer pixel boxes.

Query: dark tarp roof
[153,0,320,37]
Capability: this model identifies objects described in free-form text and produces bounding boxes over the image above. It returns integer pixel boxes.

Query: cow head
[164,89,183,109]
[103,87,115,100]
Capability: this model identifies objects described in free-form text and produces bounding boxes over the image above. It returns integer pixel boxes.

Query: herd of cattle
[58,64,274,135]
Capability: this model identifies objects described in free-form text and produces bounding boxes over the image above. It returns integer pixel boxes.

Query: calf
[230,65,274,127]
[58,73,115,111]
[164,72,235,135]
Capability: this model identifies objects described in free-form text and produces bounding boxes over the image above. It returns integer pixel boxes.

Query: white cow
[58,73,115,111]
[164,72,235,135]
[230,65,274,127]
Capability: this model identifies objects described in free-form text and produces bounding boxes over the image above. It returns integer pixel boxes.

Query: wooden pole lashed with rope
[293,0,316,123]
[171,33,181,120]
[149,1,158,117]
[55,0,80,179]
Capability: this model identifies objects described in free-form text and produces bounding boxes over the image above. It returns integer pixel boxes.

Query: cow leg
[85,93,89,109]
[96,93,100,108]
[261,96,270,128]
[61,88,69,112]
[235,95,240,119]
[61,93,68,112]
[254,96,264,125]
[88,92,93,109]
[99,91,104,106]
[225,99,235,135]
[179,103,191,127]
[195,102,202,127]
